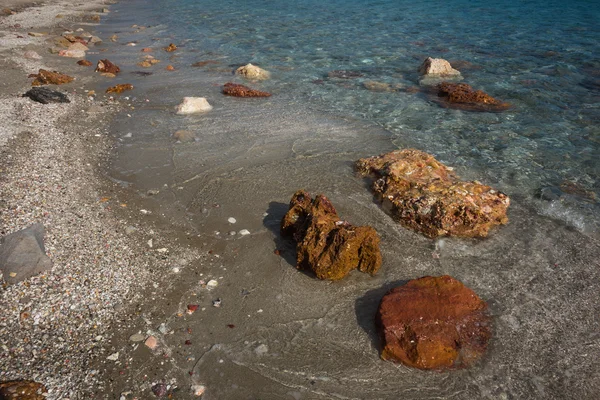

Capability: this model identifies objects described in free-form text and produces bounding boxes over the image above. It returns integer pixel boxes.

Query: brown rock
[137,60,152,68]
[141,47,153,52]
[172,130,195,142]
[280,190,382,280]
[222,82,271,98]
[356,149,510,238]
[95,59,120,74]
[106,84,133,94]
[192,60,219,67]
[164,43,177,52]
[376,275,491,370]
[77,59,93,67]
[0,380,47,399]
[88,14,101,22]
[109,34,118,42]
[29,69,74,86]
[100,73,116,78]
[166,65,175,71]
[435,82,511,112]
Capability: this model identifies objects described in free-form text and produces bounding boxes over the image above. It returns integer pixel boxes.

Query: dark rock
[222,82,271,98]
[356,149,510,238]
[0,224,53,285]
[376,275,491,370]
[29,69,74,86]
[433,82,511,112]
[23,87,70,104]
[281,190,382,280]
[327,70,364,79]
[0,380,47,399]
[95,59,120,74]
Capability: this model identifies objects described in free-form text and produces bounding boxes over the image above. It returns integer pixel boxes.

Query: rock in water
[77,59,92,66]
[95,59,121,74]
[58,49,86,58]
[235,63,270,80]
[172,130,195,142]
[164,43,177,52]
[419,57,461,77]
[0,224,53,284]
[222,82,271,97]
[376,275,491,370]
[23,87,70,104]
[29,69,74,86]
[0,380,47,399]
[356,149,509,238]
[327,70,364,79]
[176,97,213,114]
[434,82,511,112]
[106,83,134,94]
[280,190,382,280]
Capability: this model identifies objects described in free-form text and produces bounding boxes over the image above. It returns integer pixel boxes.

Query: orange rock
[106,84,133,94]
[281,190,382,280]
[166,65,175,71]
[95,59,120,74]
[77,59,92,67]
[164,43,177,52]
[435,82,510,112]
[141,47,152,52]
[377,275,491,370]
[356,149,510,238]
[222,82,271,98]
[29,69,74,86]
[0,380,47,399]
[137,60,152,68]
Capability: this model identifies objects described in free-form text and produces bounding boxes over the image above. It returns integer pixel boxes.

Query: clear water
[95,0,600,398]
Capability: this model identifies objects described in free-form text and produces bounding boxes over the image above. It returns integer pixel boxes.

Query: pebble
[212,298,222,307]
[145,335,158,350]
[239,229,250,236]
[192,384,206,396]
[129,333,146,342]
[229,231,236,236]
[158,323,170,334]
[106,352,119,361]
[254,344,268,355]
[172,266,180,273]
[206,279,218,288]
[227,217,236,224]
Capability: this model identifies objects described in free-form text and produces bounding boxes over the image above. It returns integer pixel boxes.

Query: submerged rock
[0,224,53,285]
[164,43,177,52]
[29,69,74,86]
[434,82,511,112]
[377,275,491,370]
[77,59,93,66]
[176,97,213,114]
[356,149,510,238]
[95,59,121,74]
[222,82,271,97]
[106,83,134,94]
[281,190,382,280]
[328,70,364,79]
[235,63,270,80]
[172,130,195,142]
[23,87,70,104]
[0,380,47,399]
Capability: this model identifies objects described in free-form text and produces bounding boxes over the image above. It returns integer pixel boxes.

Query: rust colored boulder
[376,275,491,370]
[164,43,177,52]
[0,380,47,399]
[95,59,120,74]
[435,82,510,112]
[280,190,382,280]
[77,59,92,66]
[222,82,271,98]
[29,69,74,86]
[106,84,134,94]
[356,149,509,238]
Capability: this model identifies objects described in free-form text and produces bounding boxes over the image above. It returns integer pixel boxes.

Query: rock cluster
[356,149,510,238]
[106,83,134,94]
[435,82,511,112]
[280,190,382,280]
[23,87,70,104]
[222,82,271,98]
[0,380,47,400]
[29,69,74,86]
[95,59,120,74]
[377,275,491,370]
[235,63,270,80]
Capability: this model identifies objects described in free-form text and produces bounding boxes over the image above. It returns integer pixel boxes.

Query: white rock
[235,63,270,80]
[24,50,42,59]
[192,385,206,396]
[176,97,213,115]
[418,57,461,76]
[206,279,218,288]
[106,352,119,361]
[239,229,250,236]
[227,217,237,224]
[58,49,86,58]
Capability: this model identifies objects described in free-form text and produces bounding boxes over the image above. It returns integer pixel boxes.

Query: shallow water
[94,0,600,398]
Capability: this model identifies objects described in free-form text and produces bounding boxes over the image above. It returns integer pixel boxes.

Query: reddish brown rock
[106,84,133,94]
[0,380,47,399]
[376,275,491,370]
[95,59,120,74]
[192,60,219,67]
[435,82,511,112]
[280,190,382,280]
[29,69,74,86]
[222,83,271,98]
[164,43,177,52]
[356,149,510,238]
[77,59,92,67]
[166,65,175,71]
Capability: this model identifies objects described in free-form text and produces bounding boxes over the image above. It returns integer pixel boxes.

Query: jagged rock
[419,57,461,76]
[106,83,133,94]
[376,275,491,370]
[281,190,382,280]
[23,87,70,104]
[95,59,120,74]
[328,70,364,79]
[23,50,42,60]
[434,82,511,112]
[356,149,510,238]
[164,43,177,52]
[0,224,53,285]
[29,69,74,86]
[235,63,270,80]
[77,59,92,66]
[176,97,212,114]
[0,380,47,400]
[222,83,271,98]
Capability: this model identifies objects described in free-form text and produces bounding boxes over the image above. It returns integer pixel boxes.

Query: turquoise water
[96,1,600,398]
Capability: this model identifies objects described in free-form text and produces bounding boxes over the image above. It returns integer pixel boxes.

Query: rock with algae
[356,149,510,238]
[434,82,511,112]
[281,190,382,280]
[0,380,47,399]
[29,69,74,86]
[222,82,271,97]
[106,83,133,94]
[376,275,491,370]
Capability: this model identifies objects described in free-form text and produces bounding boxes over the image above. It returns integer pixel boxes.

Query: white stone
[239,229,250,236]
[228,217,237,224]
[106,352,119,361]
[58,49,86,58]
[176,97,212,115]
[236,63,270,80]
[418,57,461,76]
[24,50,42,59]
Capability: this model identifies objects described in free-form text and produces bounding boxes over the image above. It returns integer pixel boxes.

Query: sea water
[95,0,600,398]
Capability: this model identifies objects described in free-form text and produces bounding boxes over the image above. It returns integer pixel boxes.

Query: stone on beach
[29,69,74,86]
[176,97,213,114]
[173,130,195,142]
[106,83,134,94]
[280,190,382,280]
[0,224,53,285]
[235,63,271,80]
[356,149,510,238]
[58,49,86,58]
[95,59,121,74]
[23,50,42,60]
[77,59,93,66]
[23,87,70,104]
[434,82,511,112]
[376,275,491,370]
[222,82,271,97]
[419,57,461,77]
[0,380,47,400]
[67,42,89,51]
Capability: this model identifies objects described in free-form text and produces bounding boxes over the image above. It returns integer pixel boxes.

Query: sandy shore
[0,1,198,398]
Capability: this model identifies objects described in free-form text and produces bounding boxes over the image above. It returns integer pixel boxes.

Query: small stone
[176,97,212,114]
[222,82,271,98]
[164,43,177,52]
[77,59,93,66]
[212,298,222,307]
[238,229,250,236]
[109,34,118,42]
[206,279,218,288]
[59,49,86,58]
[106,83,134,94]
[166,65,175,71]
[192,385,206,396]
[151,383,167,397]
[0,380,47,399]
[145,335,158,350]
[106,352,119,361]
[28,32,47,37]
[101,72,116,78]
[95,59,121,74]
[0,224,53,284]
[187,304,199,314]
[254,344,268,355]
[29,69,74,86]
[158,323,170,334]
[419,57,461,76]
[129,333,146,342]
[227,217,237,224]
[24,50,42,59]
[172,130,195,142]
[141,47,153,52]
